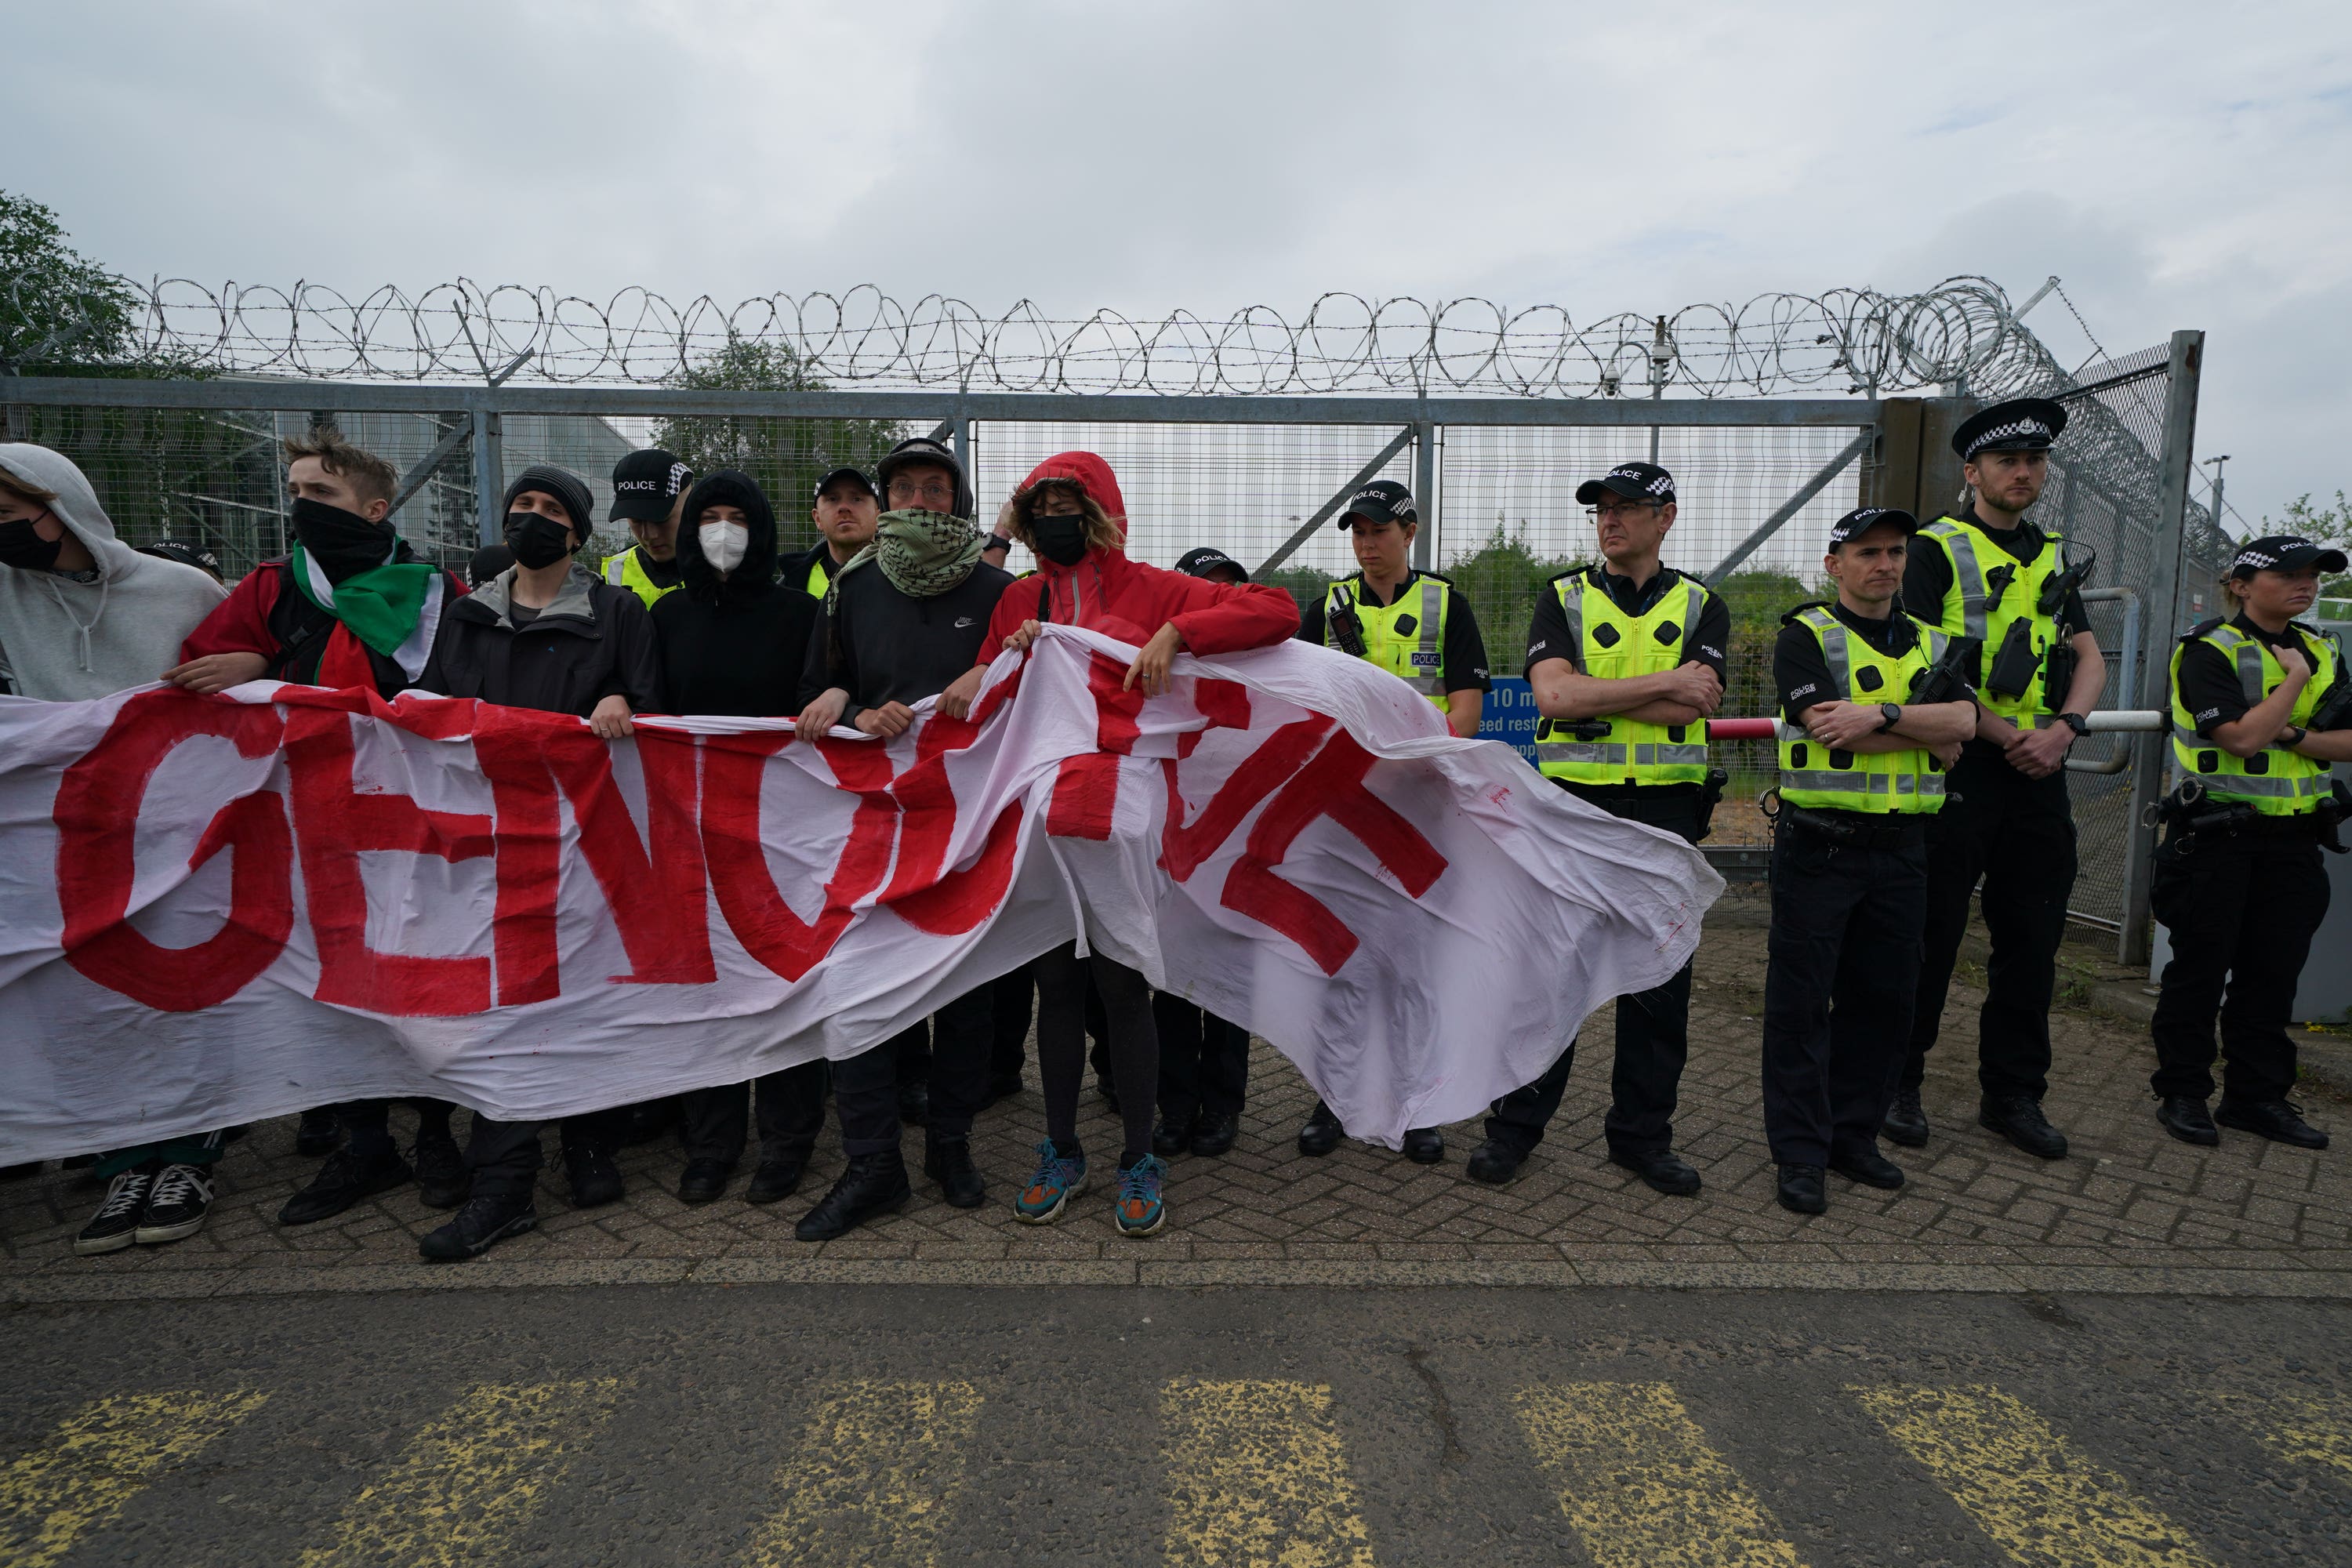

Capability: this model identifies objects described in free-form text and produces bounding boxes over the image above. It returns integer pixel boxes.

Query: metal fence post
[2116,328,2205,967]
[471,397,505,550]
[1413,419,1438,572]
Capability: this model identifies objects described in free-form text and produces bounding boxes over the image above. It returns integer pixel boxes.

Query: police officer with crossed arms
[2150,534,2352,1150]
[1294,478,1489,1163]
[1765,507,1977,1214]
[1471,459,1728,1196]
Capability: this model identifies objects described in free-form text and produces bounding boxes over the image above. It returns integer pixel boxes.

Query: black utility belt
[1780,804,1929,851]
[2172,811,2323,842]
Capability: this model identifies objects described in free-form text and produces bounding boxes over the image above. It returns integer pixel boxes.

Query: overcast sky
[8,0,2349,529]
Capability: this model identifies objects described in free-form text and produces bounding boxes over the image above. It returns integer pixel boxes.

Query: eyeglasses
[1587,501,1664,521]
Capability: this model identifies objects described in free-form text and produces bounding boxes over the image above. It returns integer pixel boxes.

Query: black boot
[924,1135,985,1209]
[1465,1138,1528,1186]
[1401,1127,1446,1164]
[1882,1087,1929,1149]
[2155,1095,2220,1146]
[747,1147,809,1205]
[1152,1112,1196,1160]
[277,1146,412,1226]
[295,1107,343,1157]
[1828,1145,1905,1189]
[1189,1110,1239,1158]
[2216,1098,2329,1149]
[411,1125,470,1210]
[1776,1163,1828,1215]
[677,1159,732,1204]
[419,1192,537,1261]
[566,1147,625,1209]
[1296,1100,1344,1156]
[1610,1145,1701,1196]
[1979,1096,2068,1160]
[795,1152,912,1241]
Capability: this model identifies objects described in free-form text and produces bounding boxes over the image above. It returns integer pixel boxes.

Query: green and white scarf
[830,509,985,610]
[289,546,448,681]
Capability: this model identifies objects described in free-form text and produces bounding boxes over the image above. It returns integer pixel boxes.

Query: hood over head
[1013,451,1128,568]
[0,442,139,579]
[675,469,779,600]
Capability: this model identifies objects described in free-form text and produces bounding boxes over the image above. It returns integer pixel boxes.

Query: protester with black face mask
[410,463,664,1260]
[0,443,230,1252]
[170,430,467,700]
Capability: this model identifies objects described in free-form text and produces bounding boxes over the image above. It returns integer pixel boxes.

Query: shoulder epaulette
[1780,600,1835,628]
[2178,615,2224,643]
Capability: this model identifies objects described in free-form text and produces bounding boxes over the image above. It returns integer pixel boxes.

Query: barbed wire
[5,274,2058,399]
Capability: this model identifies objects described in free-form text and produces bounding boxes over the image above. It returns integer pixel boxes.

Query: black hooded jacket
[651,470,820,718]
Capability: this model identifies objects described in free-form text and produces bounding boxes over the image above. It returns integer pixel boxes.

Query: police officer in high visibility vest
[601,447,693,609]
[2149,535,2352,1151]
[1895,397,2105,1163]
[1764,507,1978,1214]
[1294,477,1490,1164]
[1470,459,1730,1196]
[779,465,880,601]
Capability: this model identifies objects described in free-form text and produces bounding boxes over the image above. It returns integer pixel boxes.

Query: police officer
[2149,535,2352,1149]
[781,465,881,600]
[1468,460,1729,1195]
[1765,507,1978,1214]
[1896,397,2104,1161]
[602,448,694,608]
[1294,478,1489,1163]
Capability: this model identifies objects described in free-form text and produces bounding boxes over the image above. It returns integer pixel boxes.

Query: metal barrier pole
[471,395,504,550]
[1413,419,1438,572]
[2118,329,2205,967]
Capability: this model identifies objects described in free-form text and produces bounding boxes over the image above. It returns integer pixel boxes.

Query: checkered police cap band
[1962,416,2055,461]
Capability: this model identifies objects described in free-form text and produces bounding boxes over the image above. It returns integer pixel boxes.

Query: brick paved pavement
[7,887,2350,1301]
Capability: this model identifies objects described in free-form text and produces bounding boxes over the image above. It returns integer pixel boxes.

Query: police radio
[1327,586,1369,659]
[2037,543,2096,706]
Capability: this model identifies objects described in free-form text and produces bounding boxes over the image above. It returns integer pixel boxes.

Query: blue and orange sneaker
[1013,1139,1088,1225]
[1113,1153,1169,1237]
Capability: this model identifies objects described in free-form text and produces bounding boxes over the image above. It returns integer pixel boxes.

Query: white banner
[0,626,1720,1160]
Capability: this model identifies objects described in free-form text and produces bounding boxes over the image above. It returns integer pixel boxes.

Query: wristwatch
[1875,702,1903,732]
[2285,724,2309,748]
[2057,712,2089,737]
[983,534,1014,553]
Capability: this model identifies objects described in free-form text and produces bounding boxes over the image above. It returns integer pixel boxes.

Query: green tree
[651,336,907,555]
[0,191,138,371]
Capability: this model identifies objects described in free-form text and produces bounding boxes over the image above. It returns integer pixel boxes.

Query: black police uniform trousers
[1904,746,2076,1102]
[1762,816,1929,1168]
[1153,992,1250,1127]
[993,968,1034,1085]
[2149,822,2332,1105]
[1485,786,1704,1158]
[677,1062,829,1170]
[333,1097,457,1162]
[834,986,995,1156]
[465,1112,623,1202]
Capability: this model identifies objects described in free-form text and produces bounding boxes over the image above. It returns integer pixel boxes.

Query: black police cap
[1174,546,1250,583]
[610,448,694,522]
[812,465,879,503]
[1574,461,1676,507]
[1952,397,2068,463]
[1336,478,1417,528]
[1826,506,1920,549]
[2230,535,2351,578]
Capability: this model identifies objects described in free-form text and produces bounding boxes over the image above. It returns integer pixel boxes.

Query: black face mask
[1030,514,1089,567]
[0,515,64,572]
[504,510,575,570]
[290,495,394,583]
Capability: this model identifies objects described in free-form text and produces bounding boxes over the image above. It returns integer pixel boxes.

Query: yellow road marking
[2219,1389,2352,1481]
[0,1389,267,1568]
[1514,1381,1802,1568]
[1161,1378,1376,1568]
[747,1379,983,1567]
[295,1378,624,1568]
[1854,1383,2218,1567]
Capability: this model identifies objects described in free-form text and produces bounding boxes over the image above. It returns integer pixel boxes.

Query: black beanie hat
[503,463,597,542]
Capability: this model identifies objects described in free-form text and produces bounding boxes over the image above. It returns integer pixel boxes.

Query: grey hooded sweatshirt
[0,444,227,699]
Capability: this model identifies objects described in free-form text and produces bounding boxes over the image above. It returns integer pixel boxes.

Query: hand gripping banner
[0,627,1720,1160]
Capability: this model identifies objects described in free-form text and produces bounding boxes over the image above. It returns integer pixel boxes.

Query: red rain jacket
[982,452,1300,655]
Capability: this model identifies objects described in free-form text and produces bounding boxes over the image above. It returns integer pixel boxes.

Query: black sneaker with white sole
[418,1195,538,1261]
[134,1163,215,1246]
[75,1165,156,1255]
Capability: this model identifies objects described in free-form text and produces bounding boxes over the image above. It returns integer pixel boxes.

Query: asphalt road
[4,1285,2350,1566]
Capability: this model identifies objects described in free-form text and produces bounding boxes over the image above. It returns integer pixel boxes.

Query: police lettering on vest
[1778,606,1951,815]
[602,545,679,609]
[2169,619,2340,815]
[1323,574,1452,711]
[1534,568,1712,786]
[1915,515,2075,728]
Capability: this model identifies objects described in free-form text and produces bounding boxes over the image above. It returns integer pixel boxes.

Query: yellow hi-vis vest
[1534,569,1711,786]
[602,546,679,609]
[1777,605,1950,815]
[1917,514,2070,728]
[1324,574,1452,712]
[2169,619,2340,815]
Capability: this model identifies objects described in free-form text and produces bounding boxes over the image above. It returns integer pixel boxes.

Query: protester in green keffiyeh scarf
[827,509,985,612]
[289,544,441,659]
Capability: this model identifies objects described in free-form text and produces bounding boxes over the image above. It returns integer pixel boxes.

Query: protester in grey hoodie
[0,443,226,699]
[0,443,233,1258]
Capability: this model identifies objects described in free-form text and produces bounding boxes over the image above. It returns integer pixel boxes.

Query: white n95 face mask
[699,521,749,574]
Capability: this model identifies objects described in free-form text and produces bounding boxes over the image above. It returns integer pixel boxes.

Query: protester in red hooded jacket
[943,452,1298,1240]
